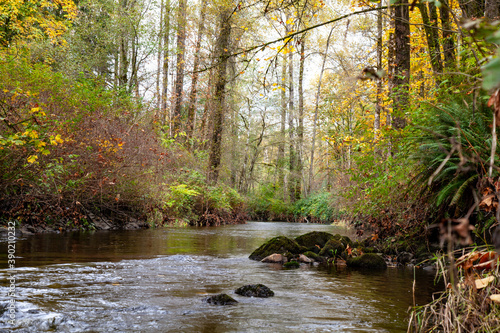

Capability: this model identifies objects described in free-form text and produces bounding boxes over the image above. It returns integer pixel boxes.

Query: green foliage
[413,100,493,215]
[246,183,291,221]
[293,192,337,223]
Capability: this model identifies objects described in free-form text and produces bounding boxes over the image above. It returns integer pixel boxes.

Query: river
[0,222,440,332]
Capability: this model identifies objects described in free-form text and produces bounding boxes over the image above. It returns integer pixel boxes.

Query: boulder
[235,284,274,298]
[297,254,314,263]
[205,294,238,305]
[261,253,287,263]
[333,234,353,247]
[319,239,345,258]
[295,231,335,253]
[347,253,387,270]
[302,251,323,262]
[249,236,306,261]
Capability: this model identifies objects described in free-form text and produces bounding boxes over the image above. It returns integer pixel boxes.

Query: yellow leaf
[27,155,38,163]
[30,107,40,113]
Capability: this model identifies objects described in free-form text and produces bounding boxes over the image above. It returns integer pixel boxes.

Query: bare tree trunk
[417,2,443,76]
[161,0,171,127]
[172,0,187,133]
[391,0,410,130]
[375,0,382,140]
[276,54,287,199]
[297,37,305,198]
[155,0,164,114]
[309,26,333,194]
[208,8,231,184]
[118,0,129,88]
[288,36,298,202]
[440,0,456,71]
[186,2,207,140]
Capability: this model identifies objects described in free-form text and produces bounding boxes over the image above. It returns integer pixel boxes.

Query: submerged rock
[283,260,300,269]
[261,253,287,263]
[295,231,335,253]
[347,253,387,270]
[319,239,345,258]
[249,236,305,261]
[205,294,238,305]
[235,284,274,298]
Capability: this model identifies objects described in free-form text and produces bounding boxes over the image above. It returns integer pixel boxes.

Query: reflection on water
[0,222,440,332]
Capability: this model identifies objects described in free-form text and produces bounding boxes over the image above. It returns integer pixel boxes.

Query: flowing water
[0,222,440,332]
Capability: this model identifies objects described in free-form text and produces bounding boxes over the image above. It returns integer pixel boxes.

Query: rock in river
[261,253,287,263]
[294,231,335,253]
[205,294,238,305]
[249,236,306,261]
[346,253,387,270]
[235,284,274,298]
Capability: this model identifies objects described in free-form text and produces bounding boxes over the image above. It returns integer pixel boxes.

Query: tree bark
[375,0,382,140]
[309,26,333,194]
[297,37,305,198]
[161,0,171,127]
[186,2,207,140]
[172,0,187,133]
[288,35,298,202]
[276,53,287,198]
[440,0,456,71]
[208,8,231,184]
[391,0,410,130]
[417,2,443,76]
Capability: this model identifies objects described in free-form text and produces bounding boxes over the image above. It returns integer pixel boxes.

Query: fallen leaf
[475,276,495,289]
[473,259,497,271]
[489,294,500,303]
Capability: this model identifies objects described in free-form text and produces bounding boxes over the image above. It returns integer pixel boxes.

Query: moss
[283,260,300,268]
[347,253,387,270]
[333,234,352,247]
[319,239,345,258]
[205,294,238,305]
[295,231,335,253]
[235,284,274,298]
[249,236,306,261]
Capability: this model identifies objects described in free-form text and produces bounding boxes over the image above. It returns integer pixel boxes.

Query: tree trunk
[155,0,164,114]
[207,8,231,184]
[297,37,305,198]
[161,0,171,127]
[375,0,382,140]
[276,54,287,199]
[118,0,129,88]
[417,2,443,76]
[440,0,456,71]
[186,2,207,140]
[391,0,410,130]
[288,37,298,202]
[172,0,187,133]
[309,26,333,194]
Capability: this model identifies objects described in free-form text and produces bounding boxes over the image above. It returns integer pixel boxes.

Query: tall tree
[172,0,187,133]
[208,7,232,184]
[161,0,171,127]
[297,37,305,197]
[186,2,207,140]
[391,0,410,130]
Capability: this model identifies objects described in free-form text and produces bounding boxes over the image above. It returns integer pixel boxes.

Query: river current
[0,222,440,332]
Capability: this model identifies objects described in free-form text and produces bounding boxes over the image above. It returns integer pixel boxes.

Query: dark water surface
[0,222,440,332]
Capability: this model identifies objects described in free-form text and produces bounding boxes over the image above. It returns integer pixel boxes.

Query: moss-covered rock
[333,234,352,247]
[319,239,345,258]
[283,260,300,268]
[205,294,238,305]
[235,284,274,298]
[294,231,335,253]
[249,236,305,261]
[346,253,387,270]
